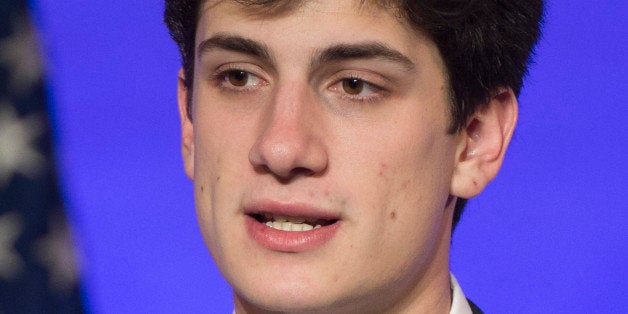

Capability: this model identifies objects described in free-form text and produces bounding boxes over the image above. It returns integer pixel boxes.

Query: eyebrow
[197,33,273,64]
[312,42,416,71]
[197,34,415,72]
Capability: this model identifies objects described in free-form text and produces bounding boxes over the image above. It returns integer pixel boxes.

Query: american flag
[0,0,85,312]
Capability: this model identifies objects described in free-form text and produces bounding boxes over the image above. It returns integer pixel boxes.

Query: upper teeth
[265,215,322,231]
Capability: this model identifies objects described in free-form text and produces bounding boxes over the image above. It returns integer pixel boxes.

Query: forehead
[198,0,410,33]
[195,0,430,56]
[201,0,399,16]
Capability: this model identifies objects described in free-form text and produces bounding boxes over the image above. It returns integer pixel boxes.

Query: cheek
[389,137,455,215]
[371,127,455,237]
[191,117,254,249]
[192,99,258,181]
[364,153,453,282]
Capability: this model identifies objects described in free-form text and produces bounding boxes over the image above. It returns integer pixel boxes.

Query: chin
[232,274,391,314]
[235,288,337,313]
[230,271,356,313]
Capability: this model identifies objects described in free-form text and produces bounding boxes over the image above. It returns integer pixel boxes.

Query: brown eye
[227,70,248,87]
[342,78,364,95]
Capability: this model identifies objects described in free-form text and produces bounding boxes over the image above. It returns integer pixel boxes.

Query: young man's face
[180,0,465,312]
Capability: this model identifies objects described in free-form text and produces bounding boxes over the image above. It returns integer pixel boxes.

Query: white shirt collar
[450,273,473,314]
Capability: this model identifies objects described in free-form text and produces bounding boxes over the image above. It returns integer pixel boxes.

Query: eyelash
[210,67,386,103]
[211,66,266,93]
[331,76,384,103]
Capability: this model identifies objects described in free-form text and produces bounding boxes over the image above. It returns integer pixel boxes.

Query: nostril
[291,167,315,177]
[256,165,318,181]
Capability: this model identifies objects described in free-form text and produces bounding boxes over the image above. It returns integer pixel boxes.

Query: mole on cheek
[216,176,221,182]
[389,211,396,220]
[200,185,204,192]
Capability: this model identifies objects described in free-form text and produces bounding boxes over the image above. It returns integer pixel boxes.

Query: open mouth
[245,205,342,251]
[250,213,338,232]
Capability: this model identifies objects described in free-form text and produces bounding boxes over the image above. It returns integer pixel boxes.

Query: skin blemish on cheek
[216,176,221,182]
[401,179,411,190]
[200,185,205,192]
[378,162,387,177]
[389,211,396,220]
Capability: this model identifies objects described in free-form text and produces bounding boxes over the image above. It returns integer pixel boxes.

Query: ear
[178,68,195,180]
[450,87,518,198]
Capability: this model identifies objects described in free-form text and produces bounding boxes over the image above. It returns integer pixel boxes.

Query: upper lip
[243,200,341,222]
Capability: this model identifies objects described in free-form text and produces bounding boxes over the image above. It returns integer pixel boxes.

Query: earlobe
[450,87,518,198]
[178,69,195,180]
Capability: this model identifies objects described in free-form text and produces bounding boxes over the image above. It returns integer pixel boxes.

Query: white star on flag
[35,211,82,295]
[0,102,45,188]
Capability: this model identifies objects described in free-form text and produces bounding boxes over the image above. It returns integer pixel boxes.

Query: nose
[248,83,328,181]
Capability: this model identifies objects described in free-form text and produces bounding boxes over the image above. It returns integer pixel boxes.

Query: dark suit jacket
[468,299,484,314]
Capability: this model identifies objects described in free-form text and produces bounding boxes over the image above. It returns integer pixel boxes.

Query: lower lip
[245,215,340,253]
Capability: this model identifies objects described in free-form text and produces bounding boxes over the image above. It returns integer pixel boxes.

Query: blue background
[32,0,627,313]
